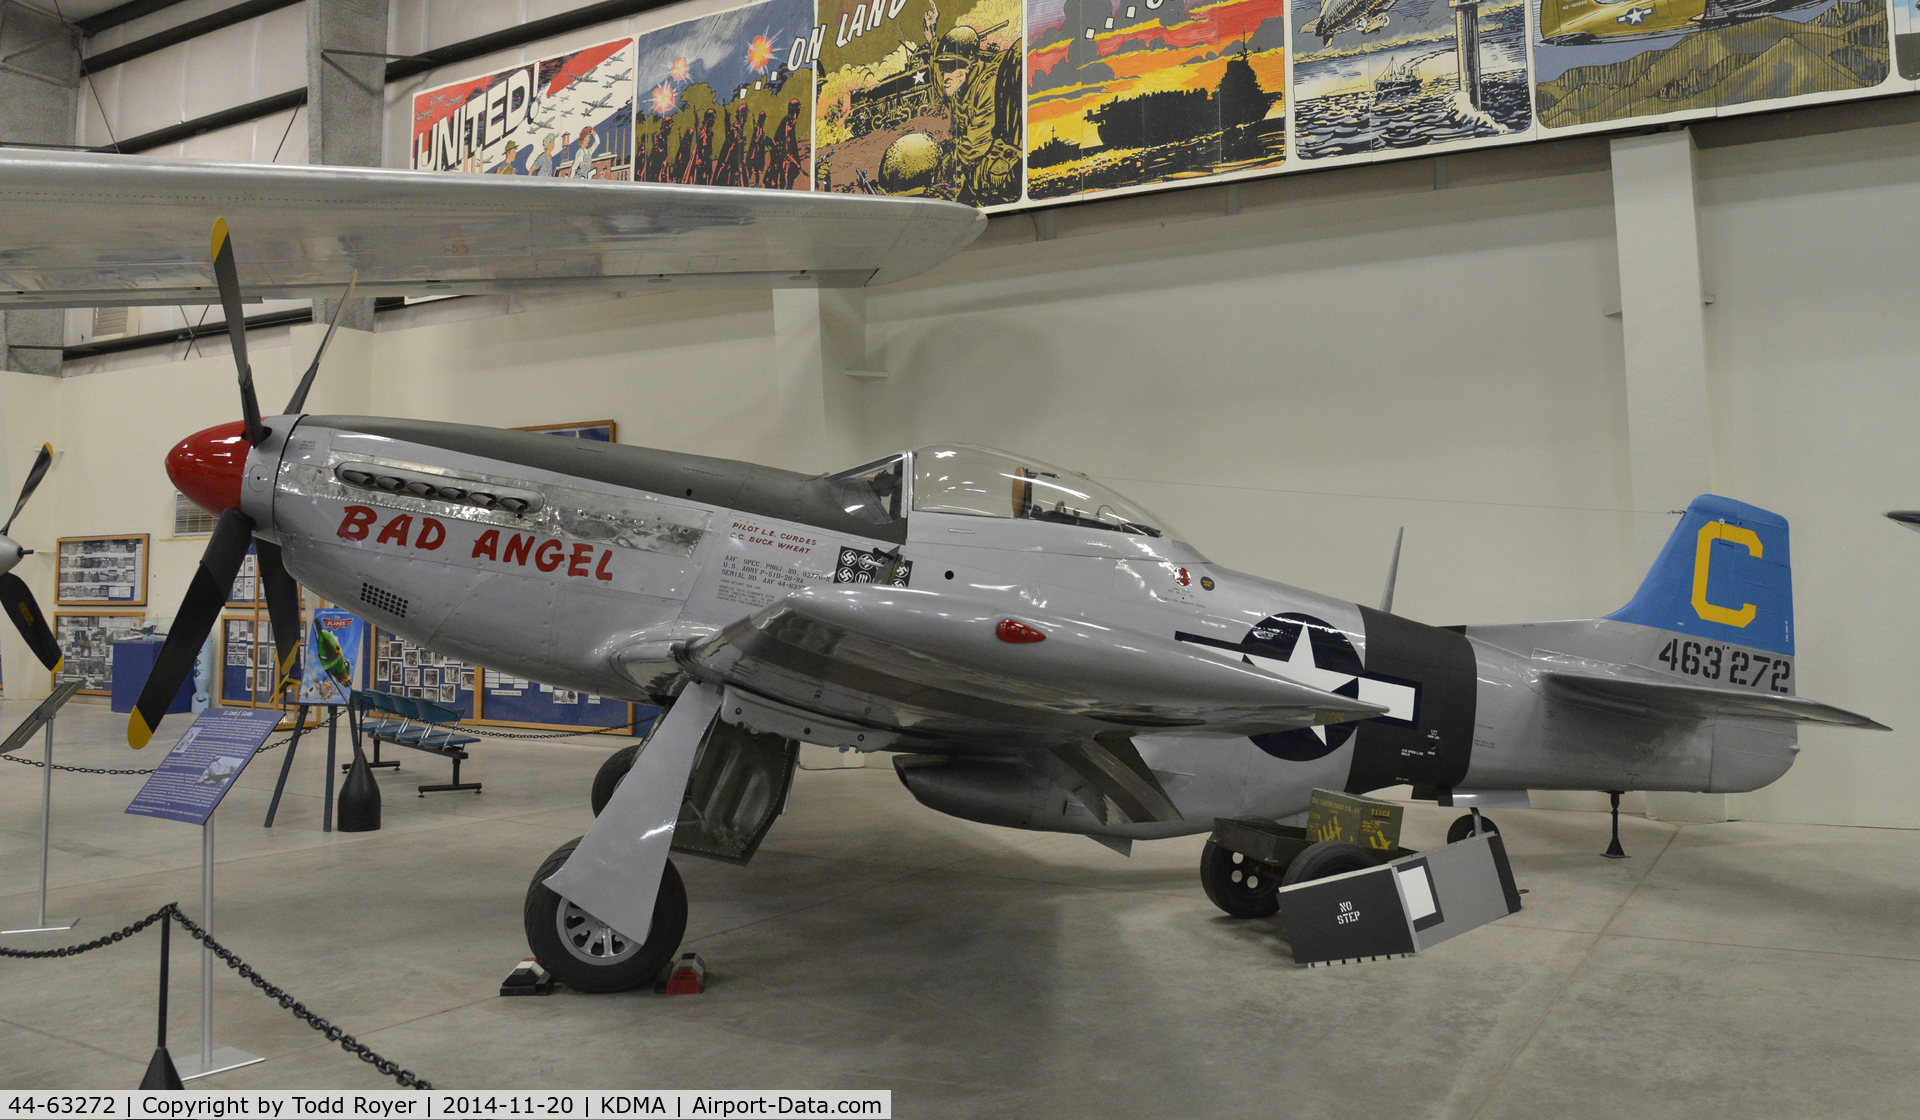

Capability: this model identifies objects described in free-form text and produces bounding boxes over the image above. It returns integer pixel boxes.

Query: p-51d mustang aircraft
[1,152,1883,992]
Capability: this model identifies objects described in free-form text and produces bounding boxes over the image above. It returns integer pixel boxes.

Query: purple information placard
[125,707,285,826]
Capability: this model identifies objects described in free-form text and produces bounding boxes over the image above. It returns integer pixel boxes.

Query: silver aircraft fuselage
[242,415,1803,839]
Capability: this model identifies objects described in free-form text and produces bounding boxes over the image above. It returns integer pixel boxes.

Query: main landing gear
[1446,811,1499,845]
[524,837,688,992]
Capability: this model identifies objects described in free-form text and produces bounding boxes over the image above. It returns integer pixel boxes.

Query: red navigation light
[996,619,1046,644]
[166,420,249,515]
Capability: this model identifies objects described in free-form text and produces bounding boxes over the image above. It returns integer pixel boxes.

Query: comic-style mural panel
[1026,0,1286,201]
[412,40,637,178]
[816,0,1025,205]
[1896,0,1919,80]
[1532,0,1890,130]
[1291,0,1529,162]
[632,0,814,188]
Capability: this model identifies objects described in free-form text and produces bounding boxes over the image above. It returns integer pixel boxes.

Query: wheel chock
[499,957,552,996]
[658,952,706,995]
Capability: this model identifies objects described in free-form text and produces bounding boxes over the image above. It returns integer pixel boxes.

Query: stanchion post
[138,907,184,1090]
[175,813,262,1081]
[324,709,338,833]
[5,708,76,935]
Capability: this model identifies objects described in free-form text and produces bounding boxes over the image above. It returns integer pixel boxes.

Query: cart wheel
[1199,840,1281,918]
[1447,812,1499,844]
[523,837,686,993]
[590,743,640,816]
[1280,840,1381,888]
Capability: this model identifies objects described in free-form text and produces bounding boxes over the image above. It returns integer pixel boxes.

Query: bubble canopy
[908,445,1169,539]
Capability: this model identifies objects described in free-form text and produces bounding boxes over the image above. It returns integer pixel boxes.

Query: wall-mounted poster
[631,0,814,188]
[53,613,144,694]
[1291,0,1529,163]
[372,630,476,714]
[1532,0,1890,131]
[817,0,1025,204]
[412,39,637,179]
[516,420,617,442]
[1896,0,1919,79]
[1027,0,1286,200]
[55,535,148,606]
[299,609,367,706]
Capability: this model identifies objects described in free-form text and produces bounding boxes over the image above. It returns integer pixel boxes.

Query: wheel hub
[557,899,639,965]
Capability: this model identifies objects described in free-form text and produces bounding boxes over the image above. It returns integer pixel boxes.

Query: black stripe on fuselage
[1346,606,1478,795]
[300,415,906,545]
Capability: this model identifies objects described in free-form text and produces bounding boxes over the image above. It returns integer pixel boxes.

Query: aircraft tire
[1280,840,1380,888]
[524,837,687,993]
[1199,840,1281,918]
[590,744,641,816]
[1446,813,1499,844]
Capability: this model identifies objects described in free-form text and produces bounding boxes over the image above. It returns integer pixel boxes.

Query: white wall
[9,116,1919,827]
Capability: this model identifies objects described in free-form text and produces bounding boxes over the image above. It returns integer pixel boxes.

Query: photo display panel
[54,613,145,694]
[1902,0,1920,79]
[633,0,816,189]
[477,667,650,731]
[1027,0,1287,201]
[372,628,477,713]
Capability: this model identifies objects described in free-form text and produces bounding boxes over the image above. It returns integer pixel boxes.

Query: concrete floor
[2,697,1918,1115]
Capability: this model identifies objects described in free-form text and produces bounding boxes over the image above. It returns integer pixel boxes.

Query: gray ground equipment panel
[1277,833,1523,967]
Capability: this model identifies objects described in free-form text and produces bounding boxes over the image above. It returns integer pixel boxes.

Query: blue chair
[353,689,484,795]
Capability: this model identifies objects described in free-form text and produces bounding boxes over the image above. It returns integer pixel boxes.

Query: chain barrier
[0,734,294,776]
[0,905,171,958]
[0,904,432,1089]
[169,909,432,1089]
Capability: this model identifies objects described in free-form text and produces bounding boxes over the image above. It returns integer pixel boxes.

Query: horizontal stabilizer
[0,151,985,308]
[1542,670,1888,730]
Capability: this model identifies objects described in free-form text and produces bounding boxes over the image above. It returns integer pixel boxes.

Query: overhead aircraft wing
[672,585,1388,826]
[1541,669,1888,730]
[0,150,986,308]
[675,584,1388,746]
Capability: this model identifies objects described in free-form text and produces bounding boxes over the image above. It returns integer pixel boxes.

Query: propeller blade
[210,218,266,445]
[0,572,60,671]
[284,271,358,414]
[254,539,303,696]
[2,443,52,536]
[127,508,253,749]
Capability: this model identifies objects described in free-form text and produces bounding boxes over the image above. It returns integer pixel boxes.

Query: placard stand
[124,706,282,1082]
[175,815,262,1082]
[3,681,83,935]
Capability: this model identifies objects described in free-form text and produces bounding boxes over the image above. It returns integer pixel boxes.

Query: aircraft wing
[0,150,986,308]
[675,584,1389,746]
[1541,669,1888,730]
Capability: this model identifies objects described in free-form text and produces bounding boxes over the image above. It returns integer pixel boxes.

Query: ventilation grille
[173,492,216,536]
[360,582,408,618]
[92,306,134,339]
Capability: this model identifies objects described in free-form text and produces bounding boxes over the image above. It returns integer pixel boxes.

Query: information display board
[55,534,147,606]
[371,629,476,712]
[475,667,646,731]
[220,613,310,707]
[299,609,367,706]
[125,707,284,826]
[52,612,145,694]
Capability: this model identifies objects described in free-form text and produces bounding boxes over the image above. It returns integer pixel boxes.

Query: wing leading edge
[674,584,1389,746]
[0,150,986,308]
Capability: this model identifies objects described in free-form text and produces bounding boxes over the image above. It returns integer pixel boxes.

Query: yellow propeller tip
[211,217,229,259]
[127,711,152,750]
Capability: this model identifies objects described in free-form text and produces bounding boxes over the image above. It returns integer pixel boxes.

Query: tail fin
[1605,495,1793,655]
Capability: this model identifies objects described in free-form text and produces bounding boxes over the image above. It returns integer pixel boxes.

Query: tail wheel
[1198,840,1281,918]
[1280,840,1381,888]
[524,837,687,993]
[1447,812,1499,844]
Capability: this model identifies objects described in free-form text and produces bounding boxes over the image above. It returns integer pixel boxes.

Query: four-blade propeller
[0,443,62,671]
[126,220,353,748]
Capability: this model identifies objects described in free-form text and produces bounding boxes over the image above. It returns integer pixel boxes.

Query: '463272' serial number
[1657,639,1791,692]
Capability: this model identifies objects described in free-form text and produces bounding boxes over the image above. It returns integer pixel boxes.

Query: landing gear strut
[1603,791,1628,859]
[524,837,687,992]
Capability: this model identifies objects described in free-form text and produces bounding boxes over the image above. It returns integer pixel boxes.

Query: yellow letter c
[1692,522,1761,628]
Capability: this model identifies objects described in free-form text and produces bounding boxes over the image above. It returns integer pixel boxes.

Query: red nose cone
[167,420,249,516]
